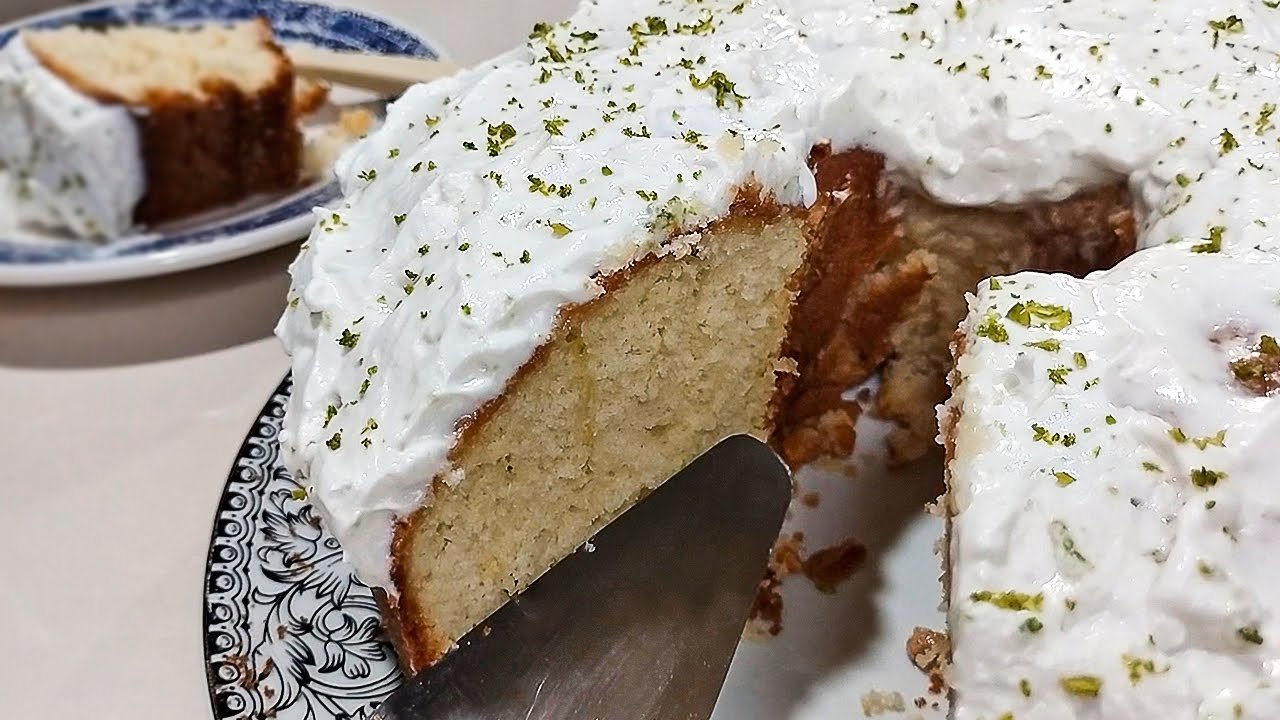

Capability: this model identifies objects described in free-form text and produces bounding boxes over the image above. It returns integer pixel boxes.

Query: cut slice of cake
[943,242,1280,718]
[0,19,301,238]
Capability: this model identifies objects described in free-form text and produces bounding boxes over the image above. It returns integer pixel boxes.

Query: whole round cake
[277,0,1280,713]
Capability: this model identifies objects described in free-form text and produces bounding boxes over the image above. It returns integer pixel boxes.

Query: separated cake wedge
[944,242,1280,718]
[0,19,301,237]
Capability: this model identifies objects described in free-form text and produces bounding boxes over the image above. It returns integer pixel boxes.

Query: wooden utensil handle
[288,45,458,94]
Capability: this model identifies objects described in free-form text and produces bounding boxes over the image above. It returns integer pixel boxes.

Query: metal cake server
[370,434,791,720]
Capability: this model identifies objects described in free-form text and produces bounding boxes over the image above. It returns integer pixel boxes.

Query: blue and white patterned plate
[0,0,443,287]
[205,377,403,720]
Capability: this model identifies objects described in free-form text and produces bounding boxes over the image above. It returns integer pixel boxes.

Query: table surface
[0,2,574,717]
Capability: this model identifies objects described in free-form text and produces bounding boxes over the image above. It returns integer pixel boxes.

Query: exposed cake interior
[22,20,286,104]
[775,149,1133,467]
[388,206,809,664]
[383,147,1134,670]
[943,244,1280,718]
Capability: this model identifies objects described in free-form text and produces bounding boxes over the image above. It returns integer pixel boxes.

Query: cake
[943,242,1280,717]
[0,19,301,239]
[275,0,1274,681]
[275,0,1144,673]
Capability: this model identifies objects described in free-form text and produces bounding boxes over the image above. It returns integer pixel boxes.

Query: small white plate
[0,0,445,287]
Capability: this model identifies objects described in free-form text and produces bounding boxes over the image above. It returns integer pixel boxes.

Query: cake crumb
[442,467,466,488]
[746,532,804,636]
[748,533,867,634]
[906,626,950,695]
[772,356,800,375]
[292,76,330,115]
[1229,334,1280,395]
[860,689,906,716]
[801,537,866,593]
[302,107,379,181]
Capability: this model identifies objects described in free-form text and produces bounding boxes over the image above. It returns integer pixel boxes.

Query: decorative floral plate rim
[203,375,406,720]
[0,0,444,287]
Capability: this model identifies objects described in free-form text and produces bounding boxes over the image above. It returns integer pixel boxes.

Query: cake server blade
[370,434,791,720]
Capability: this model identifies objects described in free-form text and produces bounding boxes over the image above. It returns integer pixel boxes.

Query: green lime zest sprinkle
[337,329,360,349]
[1217,128,1239,155]
[1239,625,1264,644]
[970,590,1044,612]
[486,122,518,156]
[1025,339,1061,352]
[1192,225,1225,253]
[1191,467,1226,488]
[1123,654,1160,684]
[689,70,749,108]
[1007,300,1073,330]
[976,313,1009,343]
[1051,520,1090,564]
[1193,429,1227,450]
[1059,675,1102,697]
[543,116,568,135]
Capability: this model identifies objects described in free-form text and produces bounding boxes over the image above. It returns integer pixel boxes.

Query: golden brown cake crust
[771,147,923,466]
[132,68,302,224]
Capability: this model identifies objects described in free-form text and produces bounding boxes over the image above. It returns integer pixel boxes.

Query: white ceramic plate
[0,0,444,287]
[203,378,948,720]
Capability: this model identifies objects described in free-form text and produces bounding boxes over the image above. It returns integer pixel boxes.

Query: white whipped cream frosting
[0,35,143,239]
[948,242,1280,719]
[278,0,1280,592]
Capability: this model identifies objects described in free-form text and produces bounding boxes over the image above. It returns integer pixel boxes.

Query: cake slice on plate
[943,242,1280,718]
[0,18,301,238]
